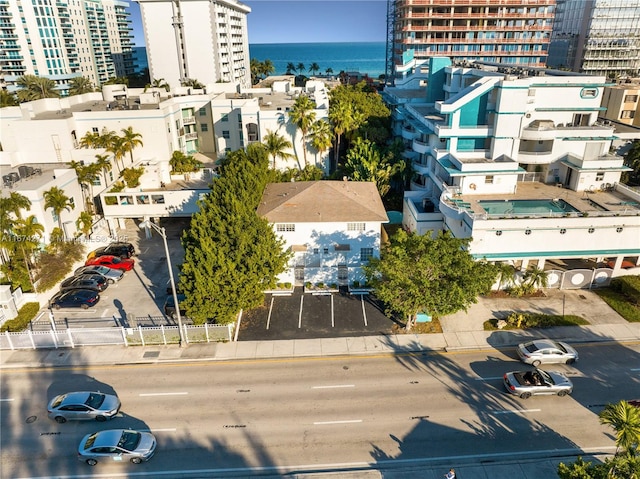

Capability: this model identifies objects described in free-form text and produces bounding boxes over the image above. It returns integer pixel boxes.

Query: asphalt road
[2,342,637,478]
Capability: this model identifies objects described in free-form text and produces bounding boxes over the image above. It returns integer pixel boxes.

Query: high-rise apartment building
[0,0,134,91]
[134,0,251,89]
[385,0,556,84]
[547,0,640,78]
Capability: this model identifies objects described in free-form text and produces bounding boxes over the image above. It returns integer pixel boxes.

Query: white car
[516,339,578,366]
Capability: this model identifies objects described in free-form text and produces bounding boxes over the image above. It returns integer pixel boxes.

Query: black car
[50,289,100,310]
[60,274,108,292]
[163,294,186,319]
[87,242,135,260]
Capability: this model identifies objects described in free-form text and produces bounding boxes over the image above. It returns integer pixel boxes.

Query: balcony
[184,132,198,140]
[401,126,419,140]
[182,116,196,125]
[412,138,431,155]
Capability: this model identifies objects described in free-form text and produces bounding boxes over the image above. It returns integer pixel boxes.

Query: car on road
[85,255,135,271]
[49,289,100,310]
[503,368,573,399]
[164,293,186,319]
[78,429,156,466]
[516,339,578,366]
[48,391,121,423]
[60,274,108,292]
[74,265,124,283]
[87,242,135,260]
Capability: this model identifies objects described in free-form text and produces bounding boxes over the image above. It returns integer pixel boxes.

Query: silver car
[47,391,121,423]
[74,265,124,283]
[517,339,578,366]
[78,429,157,466]
[503,368,573,399]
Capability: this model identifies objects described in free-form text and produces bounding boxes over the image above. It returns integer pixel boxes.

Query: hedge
[0,302,40,332]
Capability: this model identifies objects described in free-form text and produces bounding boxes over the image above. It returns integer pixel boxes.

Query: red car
[85,255,135,271]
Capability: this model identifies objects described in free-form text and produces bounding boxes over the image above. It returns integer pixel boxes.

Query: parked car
[74,265,124,283]
[48,391,121,423]
[164,294,186,320]
[516,339,578,366]
[50,289,100,310]
[60,274,108,292]
[85,255,135,271]
[87,242,135,260]
[78,429,156,466]
[503,368,573,399]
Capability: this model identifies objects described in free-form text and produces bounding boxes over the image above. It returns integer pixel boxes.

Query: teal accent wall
[460,91,489,126]
[458,138,485,150]
[426,57,452,103]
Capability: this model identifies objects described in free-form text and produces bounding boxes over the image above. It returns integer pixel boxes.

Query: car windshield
[85,393,105,409]
[118,431,141,451]
[51,395,64,408]
[111,257,122,264]
[95,266,110,274]
[538,370,553,384]
[556,343,568,353]
[84,433,98,450]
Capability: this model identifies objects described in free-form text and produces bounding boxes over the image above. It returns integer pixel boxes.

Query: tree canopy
[363,229,499,330]
[180,144,290,324]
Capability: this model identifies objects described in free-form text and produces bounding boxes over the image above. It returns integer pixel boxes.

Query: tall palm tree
[1,89,18,107]
[599,400,640,456]
[309,119,333,165]
[262,130,294,169]
[13,215,44,287]
[0,192,32,264]
[68,76,95,95]
[296,63,306,74]
[523,265,549,290]
[106,136,126,173]
[325,67,334,76]
[16,75,59,102]
[309,62,320,76]
[120,127,144,165]
[496,262,516,290]
[76,211,94,238]
[79,131,102,149]
[286,63,296,75]
[328,102,354,166]
[288,95,316,168]
[94,153,113,187]
[145,78,169,92]
[43,186,74,234]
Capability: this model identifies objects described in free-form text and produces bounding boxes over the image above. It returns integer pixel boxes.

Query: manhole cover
[579,295,587,300]
[26,416,37,423]
[143,351,160,358]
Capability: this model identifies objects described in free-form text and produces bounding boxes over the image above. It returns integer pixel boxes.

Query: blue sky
[127,0,387,47]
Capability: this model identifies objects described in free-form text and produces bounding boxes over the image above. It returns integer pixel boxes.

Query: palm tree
[104,76,129,86]
[325,67,334,76]
[79,131,102,149]
[328,102,355,166]
[309,62,320,76]
[296,63,306,75]
[43,186,74,234]
[106,135,126,173]
[309,119,333,165]
[599,400,640,456]
[13,215,44,287]
[496,262,516,290]
[145,78,169,92]
[262,130,294,169]
[16,75,59,102]
[286,63,296,75]
[76,211,94,238]
[288,95,316,168]
[120,127,144,165]
[1,89,18,107]
[522,265,549,290]
[68,76,95,95]
[0,192,31,264]
[94,154,113,187]
[181,78,205,89]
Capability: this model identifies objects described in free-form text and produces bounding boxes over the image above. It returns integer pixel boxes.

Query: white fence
[0,324,233,350]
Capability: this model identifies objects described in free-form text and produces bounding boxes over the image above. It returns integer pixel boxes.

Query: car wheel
[566,358,575,365]
[520,392,531,399]
[557,390,569,397]
[95,415,106,422]
[86,459,98,466]
[81,304,89,310]
[131,457,142,464]
[54,416,66,424]
[108,279,115,284]
[531,360,541,367]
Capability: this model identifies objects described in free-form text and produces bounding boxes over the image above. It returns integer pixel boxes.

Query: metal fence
[0,324,233,350]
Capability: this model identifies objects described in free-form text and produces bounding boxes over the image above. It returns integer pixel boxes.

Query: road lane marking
[631,368,640,371]
[312,385,355,389]
[331,294,335,328]
[314,419,362,425]
[492,409,541,415]
[0,398,15,402]
[138,392,189,397]
[360,295,367,327]
[266,296,275,329]
[475,376,503,381]
[298,295,304,328]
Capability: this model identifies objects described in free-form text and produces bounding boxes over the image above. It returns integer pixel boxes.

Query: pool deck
[451,182,640,217]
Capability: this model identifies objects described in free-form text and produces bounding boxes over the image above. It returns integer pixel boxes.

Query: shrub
[170,151,202,174]
[0,302,40,332]
[122,167,145,188]
[34,240,85,292]
[330,283,338,289]
[305,282,311,288]
[317,282,324,288]
[352,280,360,288]
[284,282,291,289]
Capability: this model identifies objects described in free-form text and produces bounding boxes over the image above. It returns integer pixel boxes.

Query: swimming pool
[479,199,580,215]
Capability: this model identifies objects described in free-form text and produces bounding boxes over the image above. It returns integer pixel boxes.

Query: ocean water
[249,42,386,78]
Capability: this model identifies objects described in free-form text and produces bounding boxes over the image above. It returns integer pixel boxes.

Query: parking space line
[312,385,355,389]
[492,409,541,415]
[314,419,362,425]
[139,392,189,396]
[360,295,367,327]
[0,398,15,402]
[101,309,109,318]
[298,294,304,328]
[331,295,335,328]
[266,296,275,330]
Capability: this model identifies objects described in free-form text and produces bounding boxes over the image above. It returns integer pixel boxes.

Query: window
[485,175,494,184]
[347,222,365,231]
[624,95,638,103]
[525,229,531,235]
[200,123,208,132]
[276,224,295,232]
[198,107,207,116]
[221,113,229,122]
[495,230,502,236]
[360,248,373,262]
[616,227,623,233]
[334,244,351,251]
[595,171,604,181]
[580,88,598,98]
[527,88,536,97]
[560,228,566,234]
[621,110,635,119]
[313,248,319,255]
[338,267,348,281]
[588,227,595,234]
[323,247,329,255]
[222,130,230,139]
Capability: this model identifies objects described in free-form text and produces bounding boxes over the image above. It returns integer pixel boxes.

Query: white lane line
[360,295,367,327]
[298,294,304,329]
[266,296,275,330]
[331,294,335,328]
[631,368,640,371]
[475,376,504,381]
[312,385,355,389]
[314,419,362,425]
[100,309,109,318]
[0,398,15,402]
[139,392,189,397]
[492,409,541,415]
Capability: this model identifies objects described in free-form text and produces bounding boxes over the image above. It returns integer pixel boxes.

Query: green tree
[144,78,169,91]
[104,76,129,86]
[345,137,400,197]
[288,95,317,168]
[106,135,127,173]
[68,76,95,95]
[181,78,205,89]
[76,211,94,238]
[599,400,640,456]
[496,262,516,290]
[325,67,334,76]
[364,229,499,331]
[13,215,45,288]
[623,140,640,185]
[180,145,291,324]
[286,63,297,75]
[263,130,294,169]
[69,161,99,211]
[310,119,333,166]
[94,154,113,187]
[0,89,18,107]
[169,151,202,173]
[16,75,60,102]
[523,265,549,290]
[296,63,306,74]
[559,455,640,479]
[120,127,144,166]
[121,166,145,188]
[309,62,320,76]
[43,186,74,234]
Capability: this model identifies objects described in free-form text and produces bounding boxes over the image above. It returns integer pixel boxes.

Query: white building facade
[134,0,251,89]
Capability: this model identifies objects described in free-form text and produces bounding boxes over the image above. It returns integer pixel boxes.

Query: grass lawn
[594,288,640,322]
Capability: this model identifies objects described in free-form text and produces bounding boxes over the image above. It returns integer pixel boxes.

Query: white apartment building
[1,0,134,92]
[134,0,251,89]
[383,57,640,285]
